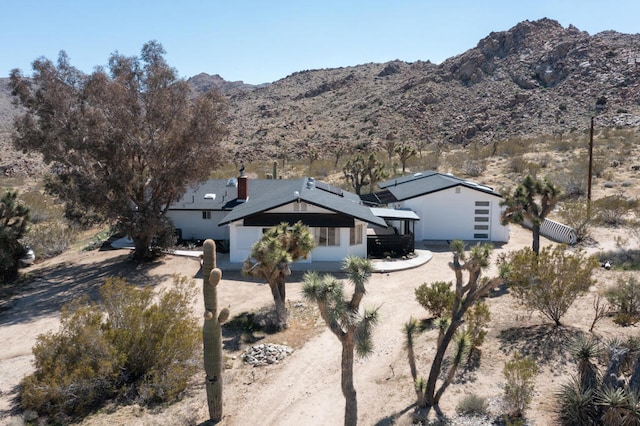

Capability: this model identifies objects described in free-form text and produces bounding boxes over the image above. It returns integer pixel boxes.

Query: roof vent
[226,177,238,187]
[413,172,423,177]
[306,177,315,189]
[204,193,216,200]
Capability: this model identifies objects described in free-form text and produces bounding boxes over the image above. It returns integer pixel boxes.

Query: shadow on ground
[0,253,173,327]
[498,323,584,367]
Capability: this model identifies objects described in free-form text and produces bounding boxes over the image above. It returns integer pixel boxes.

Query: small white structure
[362,171,509,243]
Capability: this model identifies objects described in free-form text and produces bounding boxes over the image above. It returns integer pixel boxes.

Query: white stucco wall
[399,186,508,242]
[227,200,369,264]
[166,210,229,241]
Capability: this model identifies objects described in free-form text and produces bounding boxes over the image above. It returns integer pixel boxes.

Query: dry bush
[592,194,637,226]
[21,276,200,423]
[496,137,532,157]
[605,276,640,326]
[24,220,76,259]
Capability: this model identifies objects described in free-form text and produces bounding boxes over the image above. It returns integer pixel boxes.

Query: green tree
[10,41,227,261]
[502,245,598,326]
[243,221,315,329]
[405,241,499,416]
[0,190,30,282]
[500,175,561,254]
[303,256,379,426]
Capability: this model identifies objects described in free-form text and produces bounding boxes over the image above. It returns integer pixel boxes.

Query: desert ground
[0,220,636,426]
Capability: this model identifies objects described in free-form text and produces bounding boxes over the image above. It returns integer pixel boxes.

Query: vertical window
[473,201,490,239]
[202,211,212,220]
[315,227,340,246]
[350,224,363,246]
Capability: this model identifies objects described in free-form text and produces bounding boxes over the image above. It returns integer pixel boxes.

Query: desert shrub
[537,153,552,168]
[503,351,538,417]
[508,155,530,175]
[24,220,76,259]
[501,245,598,326]
[497,137,531,157]
[606,276,640,326]
[21,276,200,422]
[18,189,64,224]
[592,194,636,226]
[456,393,488,416]
[598,249,640,270]
[557,200,592,243]
[551,166,587,199]
[415,281,454,318]
[462,159,485,177]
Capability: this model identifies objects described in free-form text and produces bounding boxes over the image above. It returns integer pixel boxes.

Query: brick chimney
[238,175,248,201]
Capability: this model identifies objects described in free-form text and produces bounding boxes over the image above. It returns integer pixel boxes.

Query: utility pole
[587,116,594,214]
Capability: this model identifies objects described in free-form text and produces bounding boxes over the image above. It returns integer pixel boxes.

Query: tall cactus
[202,239,229,423]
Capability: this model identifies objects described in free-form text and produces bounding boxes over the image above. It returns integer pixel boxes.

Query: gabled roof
[369,170,502,204]
[171,177,387,228]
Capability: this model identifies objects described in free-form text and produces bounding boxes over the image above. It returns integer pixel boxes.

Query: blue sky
[2,0,639,84]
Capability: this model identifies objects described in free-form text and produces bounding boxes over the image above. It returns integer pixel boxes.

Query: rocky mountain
[2,18,640,175]
[225,18,640,162]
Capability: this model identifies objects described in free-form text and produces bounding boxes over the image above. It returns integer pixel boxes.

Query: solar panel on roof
[315,181,344,197]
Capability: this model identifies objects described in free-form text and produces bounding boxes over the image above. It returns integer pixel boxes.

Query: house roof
[368,170,502,204]
[171,177,387,228]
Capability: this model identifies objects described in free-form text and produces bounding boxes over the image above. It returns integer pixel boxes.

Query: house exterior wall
[227,201,369,264]
[166,210,229,241]
[397,186,508,242]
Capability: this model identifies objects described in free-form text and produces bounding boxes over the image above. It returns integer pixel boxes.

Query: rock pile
[242,343,293,366]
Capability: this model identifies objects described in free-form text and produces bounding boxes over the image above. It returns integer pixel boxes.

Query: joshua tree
[396,144,417,174]
[0,190,30,283]
[243,221,315,329]
[405,241,499,416]
[343,154,370,195]
[202,239,229,423]
[366,153,387,194]
[557,336,640,425]
[302,256,379,426]
[500,175,561,254]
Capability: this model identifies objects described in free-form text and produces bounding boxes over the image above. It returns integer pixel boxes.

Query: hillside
[2,18,640,174]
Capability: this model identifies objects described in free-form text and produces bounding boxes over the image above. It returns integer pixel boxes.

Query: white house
[167,175,388,264]
[361,171,509,243]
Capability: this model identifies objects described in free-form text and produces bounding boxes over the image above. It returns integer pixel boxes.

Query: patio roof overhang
[370,207,420,221]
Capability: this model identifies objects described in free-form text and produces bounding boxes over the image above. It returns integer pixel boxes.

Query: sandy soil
[0,224,637,426]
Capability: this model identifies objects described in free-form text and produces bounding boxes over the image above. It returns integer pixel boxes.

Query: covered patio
[367,207,420,258]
